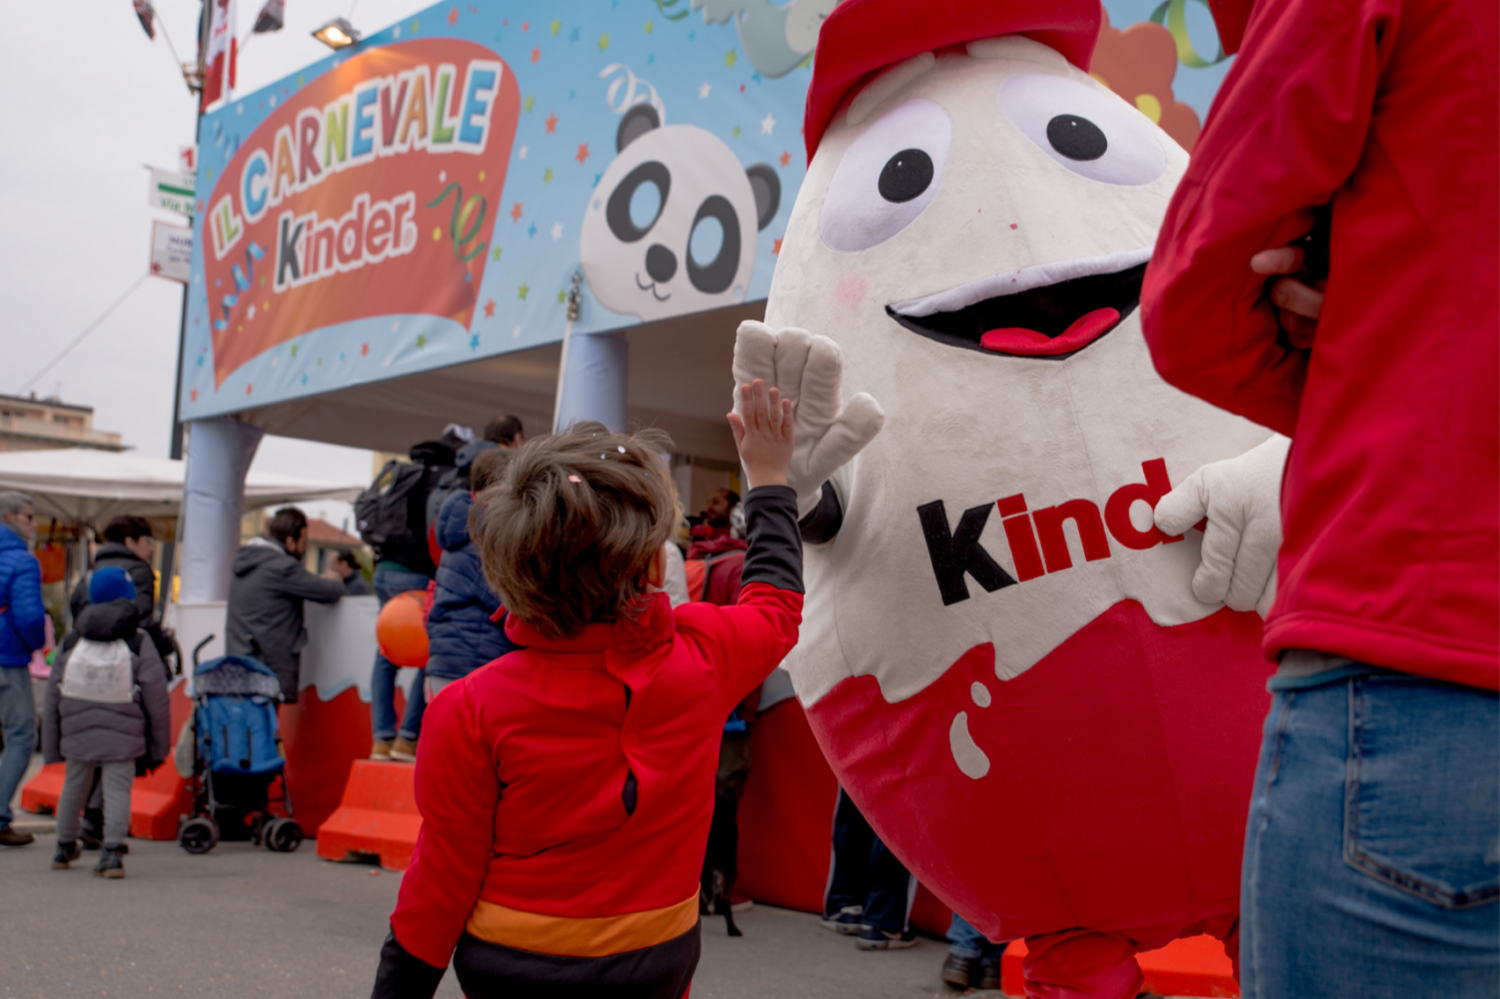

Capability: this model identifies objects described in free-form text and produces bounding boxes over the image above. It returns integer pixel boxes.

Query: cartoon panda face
[581,105,781,322]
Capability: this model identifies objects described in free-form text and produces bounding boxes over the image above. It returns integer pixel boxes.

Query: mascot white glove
[733,321,885,518]
[1154,434,1291,618]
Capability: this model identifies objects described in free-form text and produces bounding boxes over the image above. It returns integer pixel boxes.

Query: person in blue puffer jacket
[400,449,518,760]
[0,492,46,847]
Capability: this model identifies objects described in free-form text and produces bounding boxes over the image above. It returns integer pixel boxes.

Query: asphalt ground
[0,831,988,999]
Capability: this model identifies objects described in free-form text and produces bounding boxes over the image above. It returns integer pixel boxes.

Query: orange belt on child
[464,894,699,958]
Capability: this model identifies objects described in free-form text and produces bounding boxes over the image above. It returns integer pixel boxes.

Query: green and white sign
[147,166,195,216]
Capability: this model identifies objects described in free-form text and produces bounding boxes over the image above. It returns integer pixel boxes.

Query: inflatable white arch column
[178,417,265,603]
[553,329,628,432]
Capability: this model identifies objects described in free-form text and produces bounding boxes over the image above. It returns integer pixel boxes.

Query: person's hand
[732,321,885,517]
[1154,434,1290,617]
[727,379,794,489]
[1251,246,1324,346]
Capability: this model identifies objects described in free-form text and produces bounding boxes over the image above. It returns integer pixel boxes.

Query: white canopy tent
[0,448,362,526]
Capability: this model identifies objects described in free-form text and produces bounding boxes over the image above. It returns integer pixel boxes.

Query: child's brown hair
[475,425,675,639]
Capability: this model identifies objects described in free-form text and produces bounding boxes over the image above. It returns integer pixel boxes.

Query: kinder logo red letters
[919,460,1185,605]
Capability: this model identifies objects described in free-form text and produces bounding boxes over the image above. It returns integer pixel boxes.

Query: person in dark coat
[43,568,171,878]
[330,549,372,596]
[69,516,173,662]
[225,507,344,702]
[387,450,518,765]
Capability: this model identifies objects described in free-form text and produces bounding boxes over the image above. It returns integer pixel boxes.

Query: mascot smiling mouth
[885,247,1150,358]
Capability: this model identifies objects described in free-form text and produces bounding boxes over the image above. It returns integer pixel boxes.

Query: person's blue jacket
[425,490,516,680]
[0,524,45,667]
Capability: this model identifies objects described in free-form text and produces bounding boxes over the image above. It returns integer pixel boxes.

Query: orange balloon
[376,589,430,668]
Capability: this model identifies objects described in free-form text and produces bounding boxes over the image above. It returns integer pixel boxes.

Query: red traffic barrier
[21,761,192,841]
[315,758,422,870]
[1001,933,1239,998]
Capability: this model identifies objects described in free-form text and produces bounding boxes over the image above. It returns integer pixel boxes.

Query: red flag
[132,0,156,40]
[199,0,238,110]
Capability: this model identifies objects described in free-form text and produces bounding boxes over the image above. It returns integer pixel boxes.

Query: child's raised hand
[727,378,794,489]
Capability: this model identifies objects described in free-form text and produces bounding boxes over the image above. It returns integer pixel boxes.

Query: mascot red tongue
[733,1,1289,996]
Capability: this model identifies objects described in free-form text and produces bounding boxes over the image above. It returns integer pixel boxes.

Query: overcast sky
[0,0,426,528]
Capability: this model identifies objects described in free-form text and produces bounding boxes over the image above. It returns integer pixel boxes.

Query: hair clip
[601,454,608,460]
[617,446,626,453]
[568,475,581,483]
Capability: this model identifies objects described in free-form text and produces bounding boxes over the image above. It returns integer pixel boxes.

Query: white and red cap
[804,0,1105,161]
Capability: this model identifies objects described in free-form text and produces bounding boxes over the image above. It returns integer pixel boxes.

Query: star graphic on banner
[245,383,253,396]
[740,84,746,92]
[543,167,554,183]
[760,113,776,135]
[518,283,530,300]
[301,374,308,386]
[779,151,791,166]
[361,343,370,356]
[593,172,602,187]
[699,81,711,99]
[247,304,257,319]
[190,388,198,402]
[645,19,654,33]
[773,237,784,254]
[551,222,563,240]
[576,143,590,164]
[557,290,567,303]
[545,113,558,133]
[726,49,738,67]
[732,126,741,137]
[411,17,419,33]
[527,223,537,237]
[417,334,428,348]
[393,25,401,38]
[550,19,560,35]
[492,246,503,260]
[289,343,298,357]
[512,325,522,338]
[484,298,496,318]
[448,7,458,26]
[531,48,541,63]
[518,145,529,159]
[598,34,610,51]
[570,26,580,42]
[753,72,762,83]
[469,334,480,350]
[524,95,535,112]
[511,202,523,221]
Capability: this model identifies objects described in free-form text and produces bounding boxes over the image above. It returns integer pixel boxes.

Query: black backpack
[355,460,430,560]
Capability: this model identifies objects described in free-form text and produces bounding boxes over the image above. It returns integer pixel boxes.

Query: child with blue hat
[43,566,172,878]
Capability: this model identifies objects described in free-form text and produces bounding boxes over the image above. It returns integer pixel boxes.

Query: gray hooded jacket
[44,599,172,764]
[225,538,343,696]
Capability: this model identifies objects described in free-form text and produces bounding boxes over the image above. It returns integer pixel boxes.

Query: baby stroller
[177,637,303,855]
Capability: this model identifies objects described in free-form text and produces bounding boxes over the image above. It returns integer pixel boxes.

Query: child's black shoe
[79,808,105,849]
[51,840,82,869]
[92,846,125,879]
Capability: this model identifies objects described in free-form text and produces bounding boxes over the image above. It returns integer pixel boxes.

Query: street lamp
[312,17,361,50]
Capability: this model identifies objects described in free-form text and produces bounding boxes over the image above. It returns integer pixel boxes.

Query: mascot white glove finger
[1154,434,1291,618]
[733,320,885,517]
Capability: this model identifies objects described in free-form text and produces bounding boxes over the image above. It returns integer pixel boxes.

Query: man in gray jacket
[44,568,172,878]
[225,507,344,703]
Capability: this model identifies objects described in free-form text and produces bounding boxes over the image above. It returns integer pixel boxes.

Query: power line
[17,273,151,396]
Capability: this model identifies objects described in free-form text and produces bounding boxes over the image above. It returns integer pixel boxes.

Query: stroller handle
[192,634,216,668]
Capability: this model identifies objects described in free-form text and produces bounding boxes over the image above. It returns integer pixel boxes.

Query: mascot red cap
[804,0,1102,159]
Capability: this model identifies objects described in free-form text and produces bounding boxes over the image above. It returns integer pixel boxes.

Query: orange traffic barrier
[1002,933,1239,998]
[315,758,422,870]
[21,761,192,841]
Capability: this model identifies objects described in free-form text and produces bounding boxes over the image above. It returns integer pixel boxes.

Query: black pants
[824,787,914,933]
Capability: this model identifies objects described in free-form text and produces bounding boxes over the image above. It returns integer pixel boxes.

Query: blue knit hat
[89,566,137,605]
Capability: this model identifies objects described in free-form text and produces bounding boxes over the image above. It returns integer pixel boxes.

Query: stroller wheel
[179,816,219,855]
[265,817,303,854]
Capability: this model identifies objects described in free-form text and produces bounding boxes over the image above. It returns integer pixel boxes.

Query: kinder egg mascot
[735,2,1291,996]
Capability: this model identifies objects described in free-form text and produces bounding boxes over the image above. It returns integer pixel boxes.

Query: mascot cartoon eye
[607,161,672,243]
[819,99,951,252]
[999,74,1166,186]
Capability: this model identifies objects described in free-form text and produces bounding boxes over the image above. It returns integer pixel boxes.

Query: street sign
[148,166,195,216]
[150,219,193,283]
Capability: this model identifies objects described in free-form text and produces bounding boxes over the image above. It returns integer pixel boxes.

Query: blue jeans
[1241,669,1498,999]
[0,667,36,829]
[825,787,915,933]
[948,911,1006,963]
[370,565,431,743]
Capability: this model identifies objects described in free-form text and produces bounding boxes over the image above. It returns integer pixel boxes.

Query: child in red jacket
[371,380,800,999]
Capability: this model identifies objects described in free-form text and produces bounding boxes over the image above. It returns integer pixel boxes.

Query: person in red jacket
[1141,0,1499,993]
[370,379,801,999]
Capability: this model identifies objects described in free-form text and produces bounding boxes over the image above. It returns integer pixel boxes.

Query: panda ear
[617,104,661,152]
[745,165,781,231]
